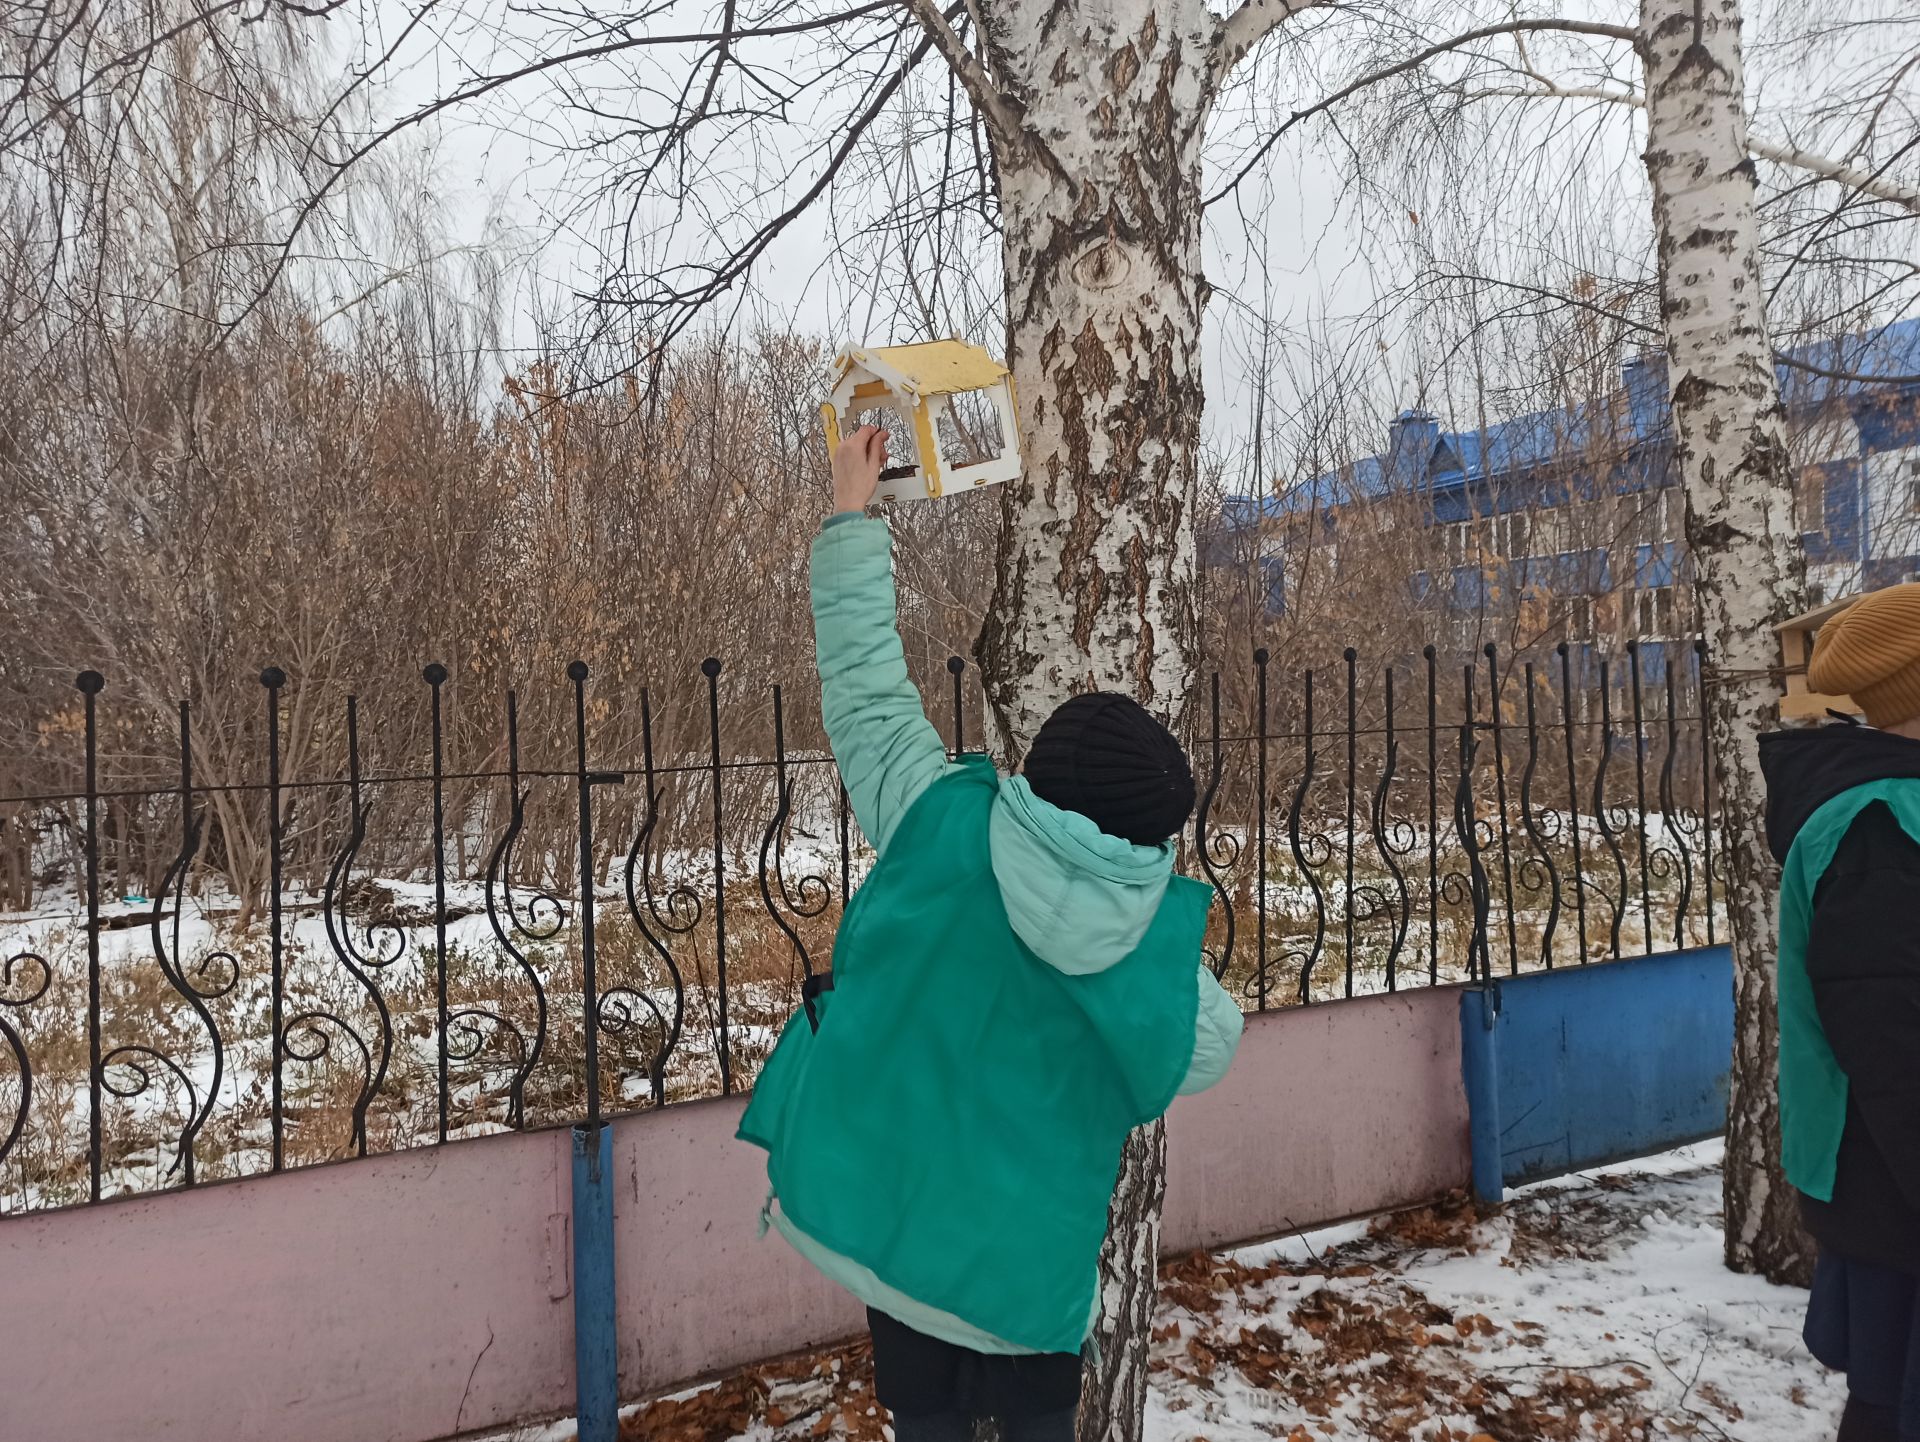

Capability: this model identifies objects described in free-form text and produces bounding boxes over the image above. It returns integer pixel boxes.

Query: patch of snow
[1152,1154,1838,1442]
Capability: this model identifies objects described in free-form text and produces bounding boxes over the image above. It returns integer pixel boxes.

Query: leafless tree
[1203,0,1915,1285]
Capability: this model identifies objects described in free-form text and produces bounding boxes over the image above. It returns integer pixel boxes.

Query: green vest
[737,757,1207,1354]
[1777,777,1920,1201]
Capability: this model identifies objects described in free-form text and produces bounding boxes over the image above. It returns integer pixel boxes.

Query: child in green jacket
[739,425,1245,1442]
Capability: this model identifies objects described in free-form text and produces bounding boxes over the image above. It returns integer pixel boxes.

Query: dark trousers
[1807,1249,1920,1441]
[888,1407,1076,1442]
[1839,1397,1904,1442]
[867,1309,1081,1440]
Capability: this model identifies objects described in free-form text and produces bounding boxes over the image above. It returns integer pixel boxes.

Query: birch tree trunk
[968,5,1215,1438]
[1639,0,1814,1285]
[975,1,1213,744]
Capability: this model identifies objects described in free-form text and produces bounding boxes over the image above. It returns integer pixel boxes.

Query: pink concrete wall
[609,1098,866,1396]
[1164,988,1471,1252]
[0,1126,576,1442]
[600,988,1469,1394]
[0,987,1468,1442]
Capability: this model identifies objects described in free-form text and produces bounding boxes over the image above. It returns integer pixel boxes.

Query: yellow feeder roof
[1773,594,1860,634]
[833,339,1009,396]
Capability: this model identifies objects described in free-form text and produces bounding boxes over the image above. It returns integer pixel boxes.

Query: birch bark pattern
[1638,0,1813,1285]
[967,5,1215,1439]
[975,0,1213,747]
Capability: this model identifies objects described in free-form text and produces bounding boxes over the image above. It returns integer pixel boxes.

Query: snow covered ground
[478,1143,1842,1442]
[1144,1142,1839,1442]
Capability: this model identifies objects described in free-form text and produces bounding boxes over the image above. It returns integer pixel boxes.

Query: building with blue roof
[1225,317,1920,689]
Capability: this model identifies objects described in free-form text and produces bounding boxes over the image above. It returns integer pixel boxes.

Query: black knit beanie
[1022,692,1196,846]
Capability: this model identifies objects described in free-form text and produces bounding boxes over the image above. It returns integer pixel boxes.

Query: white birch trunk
[1639,0,1814,1285]
[975,1,1214,745]
[969,5,1217,1439]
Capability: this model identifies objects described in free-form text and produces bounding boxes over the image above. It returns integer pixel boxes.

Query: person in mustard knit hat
[1761,580,1920,1442]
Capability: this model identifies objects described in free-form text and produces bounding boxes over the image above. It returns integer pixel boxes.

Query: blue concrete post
[572,1122,618,1442]
[1459,983,1505,1204]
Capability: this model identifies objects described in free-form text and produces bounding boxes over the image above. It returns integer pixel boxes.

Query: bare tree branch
[1205,18,1639,207]
[1415,269,1920,385]
[1776,353,1920,386]
[1213,0,1330,82]
[214,1,940,364]
[0,0,351,153]
[1464,78,1920,217]
[1751,133,1920,218]
[898,0,1023,140]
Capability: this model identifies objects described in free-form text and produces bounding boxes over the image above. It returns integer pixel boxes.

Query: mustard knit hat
[1808,582,1920,729]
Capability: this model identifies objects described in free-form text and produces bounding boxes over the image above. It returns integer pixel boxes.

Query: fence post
[1459,982,1505,1204]
[569,659,623,1442]
[77,669,104,1205]
[572,1121,619,1442]
[262,666,286,1172]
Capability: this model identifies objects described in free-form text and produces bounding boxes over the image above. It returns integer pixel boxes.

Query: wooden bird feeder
[821,340,1021,502]
[1776,594,1864,722]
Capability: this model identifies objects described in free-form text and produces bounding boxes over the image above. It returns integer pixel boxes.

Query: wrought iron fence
[1191,638,1718,1013]
[0,639,1717,1214]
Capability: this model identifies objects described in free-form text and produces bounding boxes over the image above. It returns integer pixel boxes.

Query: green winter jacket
[741,513,1244,1355]
[1776,776,1920,1202]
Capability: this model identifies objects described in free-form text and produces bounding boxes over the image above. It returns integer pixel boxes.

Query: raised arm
[813,425,953,856]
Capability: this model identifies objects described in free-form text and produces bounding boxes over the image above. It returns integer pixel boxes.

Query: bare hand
[832,424,889,514]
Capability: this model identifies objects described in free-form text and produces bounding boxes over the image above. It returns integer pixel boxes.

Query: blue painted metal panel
[1460,947,1733,1190]
[1534,548,1612,596]
[573,1123,619,1442]
[1634,640,1672,685]
[1458,987,1506,1203]
[1826,465,1862,559]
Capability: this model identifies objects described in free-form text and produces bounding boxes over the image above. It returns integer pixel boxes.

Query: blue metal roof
[1777,317,1920,407]
[1231,316,1920,522]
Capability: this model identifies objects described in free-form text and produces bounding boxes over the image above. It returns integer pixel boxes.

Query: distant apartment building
[1226,318,1920,690]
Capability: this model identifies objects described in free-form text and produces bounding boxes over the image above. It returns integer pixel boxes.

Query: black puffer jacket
[1760,723,1920,1274]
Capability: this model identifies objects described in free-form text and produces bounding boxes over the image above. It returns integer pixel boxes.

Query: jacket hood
[1760,723,1920,862]
[988,775,1174,975]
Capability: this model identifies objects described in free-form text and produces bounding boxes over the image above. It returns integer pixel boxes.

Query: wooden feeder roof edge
[1774,594,1862,633]
[829,339,1009,397]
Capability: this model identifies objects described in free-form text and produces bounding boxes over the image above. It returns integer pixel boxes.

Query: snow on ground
[476,1143,1841,1442]
[1145,1142,1839,1442]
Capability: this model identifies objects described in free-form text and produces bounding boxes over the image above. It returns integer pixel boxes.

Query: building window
[1623,485,1686,551]
[1660,485,1686,541]
[1457,509,1535,561]
[1865,447,1920,561]
[1532,506,1568,556]
[1500,510,1532,559]
[1443,519,1472,568]
[1631,586,1675,639]
[1797,472,1826,534]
